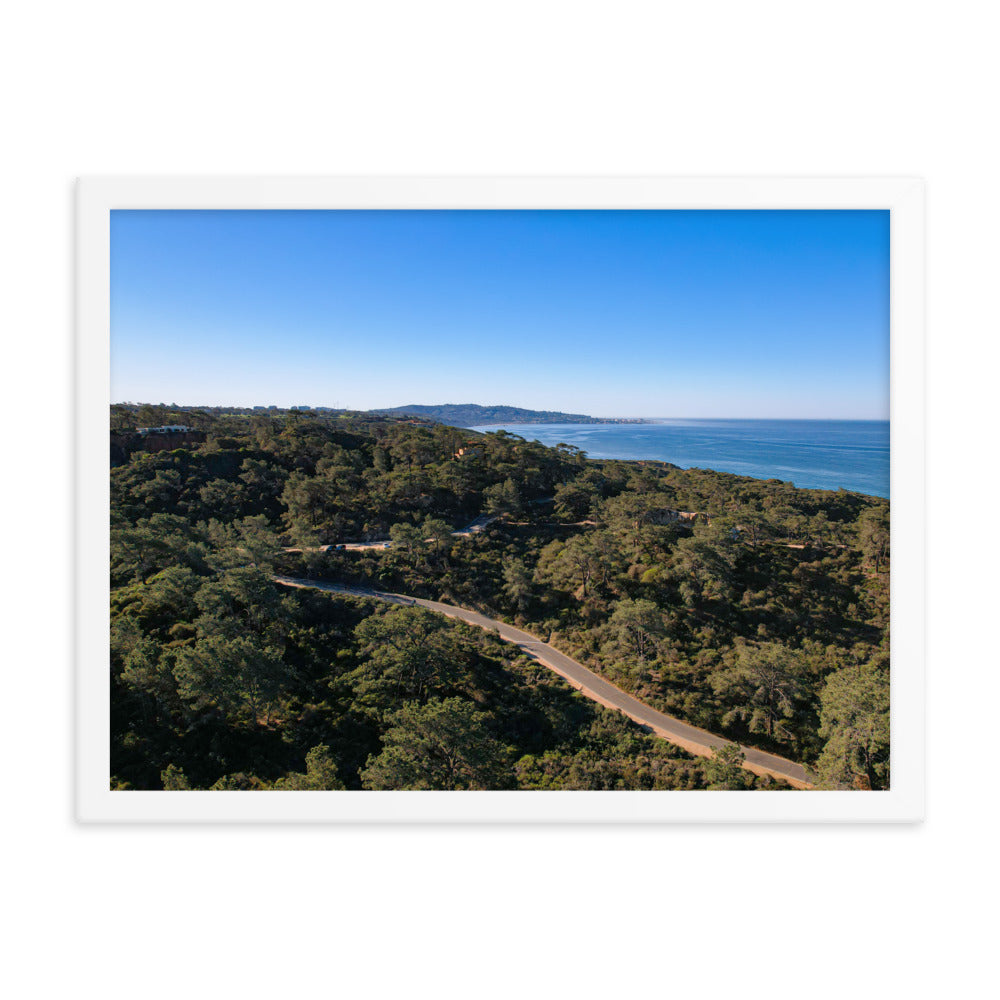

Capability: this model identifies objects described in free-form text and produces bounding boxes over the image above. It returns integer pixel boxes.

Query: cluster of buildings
[136,425,192,435]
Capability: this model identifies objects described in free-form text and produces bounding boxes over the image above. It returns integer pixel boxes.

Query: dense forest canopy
[110,403,889,791]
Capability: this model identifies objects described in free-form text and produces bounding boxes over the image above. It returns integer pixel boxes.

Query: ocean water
[470,419,890,498]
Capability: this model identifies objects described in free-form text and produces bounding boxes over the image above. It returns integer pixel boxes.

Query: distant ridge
[371,403,645,427]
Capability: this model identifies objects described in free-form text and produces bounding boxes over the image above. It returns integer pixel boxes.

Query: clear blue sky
[111,209,889,419]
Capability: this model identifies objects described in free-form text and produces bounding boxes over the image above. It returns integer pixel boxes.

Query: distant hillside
[372,403,644,427]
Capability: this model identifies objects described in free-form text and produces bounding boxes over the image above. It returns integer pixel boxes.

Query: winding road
[274,575,814,789]
[283,512,501,555]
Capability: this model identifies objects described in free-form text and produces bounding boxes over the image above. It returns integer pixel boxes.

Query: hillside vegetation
[110,403,889,791]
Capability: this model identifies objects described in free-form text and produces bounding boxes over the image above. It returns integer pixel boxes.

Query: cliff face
[142,430,206,452]
[110,430,207,466]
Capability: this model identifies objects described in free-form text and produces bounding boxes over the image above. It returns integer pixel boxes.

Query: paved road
[450,513,496,537]
[274,576,814,789]
[284,512,501,555]
[289,500,554,554]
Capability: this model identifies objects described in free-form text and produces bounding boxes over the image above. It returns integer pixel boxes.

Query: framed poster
[78,177,924,822]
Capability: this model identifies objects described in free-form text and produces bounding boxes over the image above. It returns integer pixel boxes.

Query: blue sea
[470,419,890,498]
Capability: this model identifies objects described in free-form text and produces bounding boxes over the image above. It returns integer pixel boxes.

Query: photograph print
[89,179,918,821]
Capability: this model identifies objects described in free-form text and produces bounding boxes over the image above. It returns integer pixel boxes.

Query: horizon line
[110,401,888,422]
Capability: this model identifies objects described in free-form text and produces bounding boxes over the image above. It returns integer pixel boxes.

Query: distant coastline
[470,418,890,498]
[371,403,648,427]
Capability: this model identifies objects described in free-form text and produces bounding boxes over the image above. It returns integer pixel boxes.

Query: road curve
[274,576,814,789]
[284,512,502,555]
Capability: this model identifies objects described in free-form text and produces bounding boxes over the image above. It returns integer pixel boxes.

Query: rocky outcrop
[110,430,206,466]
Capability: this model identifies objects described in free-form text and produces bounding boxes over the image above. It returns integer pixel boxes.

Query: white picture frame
[78,176,924,823]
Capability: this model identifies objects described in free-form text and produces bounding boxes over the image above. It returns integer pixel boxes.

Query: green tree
[422,516,455,560]
[502,557,534,612]
[173,634,290,724]
[713,643,805,742]
[599,492,661,554]
[703,744,755,790]
[137,403,163,428]
[110,514,210,585]
[668,533,737,608]
[735,508,771,549]
[205,516,282,572]
[273,745,346,790]
[534,534,603,599]
[589,530,627,590]
[857,507,890,574]
[483,478,523,518]
[161,764,191,790]
[119,635,176,704]
[553,480,597,521]
[389,521,426,554]
[609,598,665,663]
[113,564,202,640]
[209,773,269,790]
[197,477,246,520]
[351,606,459,704]
[193,567,290,644]
[110,404,133,431]
[238,456,283,494]
[816,660,890,789]
[361,698,512,789]
[134,468,183,510]
[281,470,349,543]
